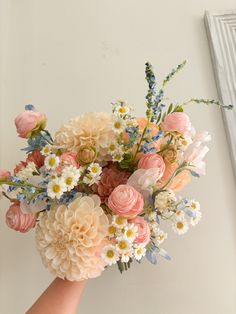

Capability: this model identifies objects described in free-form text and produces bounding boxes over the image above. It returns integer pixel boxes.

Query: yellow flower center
[177,221,184,229]
[108,225,117,235]
[118,240,128,250]
[115,216,126,226]
[53,184,61,193]
[44,147,50,153]
[114,121,122,129]
[49,158,56,167]
[182,139,188,146]
[91,166,98,173]
[106,250,115,258]
[191,203,196,209]
[119,107,126,114]
[66,177,73,185]
[126,229,134,238]
[137,249,142,255]
[158,235,164,241]
[109,144,116,151]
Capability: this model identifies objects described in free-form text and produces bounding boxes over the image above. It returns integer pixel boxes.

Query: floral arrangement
[0,62,232,281]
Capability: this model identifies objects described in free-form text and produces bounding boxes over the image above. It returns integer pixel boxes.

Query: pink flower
[96,166,130,204]
[129,216,150,245]
[108,184,144,218]
[26,150,45,168]
[15,110,47,138]
[138,153,165,178]
[57,151,79,173]
[0,169,11,179]
[161,112,191,134]
[5,202,36,233]
[14,161,27,175]
[128,168,162,199]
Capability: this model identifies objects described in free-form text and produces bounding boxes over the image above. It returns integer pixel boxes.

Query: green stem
[159,164,186,190]
[0,180,44,192]
[156,135,174,154]
[132,126,148,162]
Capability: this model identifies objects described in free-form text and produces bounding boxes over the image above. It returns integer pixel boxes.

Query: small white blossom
[134,244,146,261]
[45,154,60,170]
[101,245,119,266]
[172,218,189,235]
[47,177,67,199]
[17,162,38,180]
[41,145,52,156]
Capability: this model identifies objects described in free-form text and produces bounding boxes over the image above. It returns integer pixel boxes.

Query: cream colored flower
[35,194,109,281]
[54,112,115,159]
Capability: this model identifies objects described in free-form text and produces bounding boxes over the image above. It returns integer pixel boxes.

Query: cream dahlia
[35,194,109,281]
[54,112,115,159]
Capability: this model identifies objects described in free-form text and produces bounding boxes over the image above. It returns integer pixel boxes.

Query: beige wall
[1,1,236,313]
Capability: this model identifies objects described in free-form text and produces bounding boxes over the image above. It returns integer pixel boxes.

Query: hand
[26,278,87,314]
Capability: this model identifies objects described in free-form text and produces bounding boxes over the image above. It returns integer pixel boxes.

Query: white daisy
[112,118,126,134]
[172,218,189,235]
[122,224,138,243]
[175,209,185,219]
[101,245,119,266]
[45,154,60,170]
[112,215,127,229]
[134,244,146,261]
[62,166,81,191]
[116,239,131,254]
[154,228,168,245]
[121,250,133,263]
[47,177,67,199]
[188,200,200,211]
[17,162,38,180]
[87,163,102,178]
[114,100,132,117]
[178,136,192,150]
[111,150,124,162]
[107,224,118,238]
[108,142,119,155]
[190,211,202,226]
[83,174,101,186]
[41,145,52,156]
[148,211,157,222]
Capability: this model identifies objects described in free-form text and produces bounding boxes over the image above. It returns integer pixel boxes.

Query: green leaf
[167,103,173,114]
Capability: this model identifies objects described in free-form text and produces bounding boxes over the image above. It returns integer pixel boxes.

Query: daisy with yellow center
[47,177,67,199]
[116,239,131,254]
[155,228,168,245]
[123,223,138,243]
[112,215,127,229]
[172,218,189,235]
[112,118,125,134]
[108,142,118,154]
[188,200,200,211]
[41,145,51,156]
[190,211,202,227]
[134,244,146,261]
[88,163,102,178]
[45,154,60,170]
[121,250,133,263]
[175,209,185,219]
[101,245,119,266]
[112,151,124,162]
[62,166,81,191]
[107,225,118,238]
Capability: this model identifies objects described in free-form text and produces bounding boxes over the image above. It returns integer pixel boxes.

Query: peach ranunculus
[156,161,191,192]
[6,202,36,233]
[161,112,191,135]
[77,144,97,164]
[57,151,79,172]
[108,184,144,218]
[137,117,159,137]
[96,166,130,204]
[26,150,45,168]
[0,169,11,179]
[15,110,47,138]
[129,216,151,245]
[138,153,165,177]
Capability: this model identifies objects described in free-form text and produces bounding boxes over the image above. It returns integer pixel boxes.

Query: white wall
[1,1,236,313]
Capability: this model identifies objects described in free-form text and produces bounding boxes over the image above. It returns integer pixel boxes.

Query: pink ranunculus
[57,151,79,173]
[5,202,37,233]
[15,110,47,138]
[161,112,191,135]
[96,166,130,204]
[129,216,151,245]
[138,153,165,178]
[0,169,11,179]
[108,184,144,218]
[14,161,27,175]
[26,150,45,168]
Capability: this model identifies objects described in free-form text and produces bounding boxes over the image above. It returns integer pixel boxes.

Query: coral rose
[157,161,191,192]
[36,194,109,281]
[161,112,191,135]
[129,216,150,245]
[108,184,144,218]
[15,110,46,138]
[6,202,36,233]
[96,166,130,204]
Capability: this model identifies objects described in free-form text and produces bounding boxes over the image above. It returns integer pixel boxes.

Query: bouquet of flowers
[0,62,232,281]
